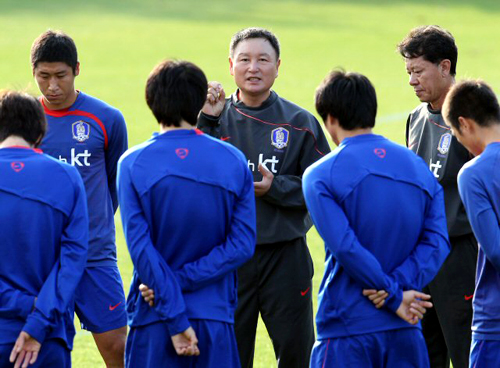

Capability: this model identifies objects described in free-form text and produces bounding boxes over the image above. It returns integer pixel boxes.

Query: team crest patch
[271,127,289,149]
[437,133,452,155]
[72,121,90,142]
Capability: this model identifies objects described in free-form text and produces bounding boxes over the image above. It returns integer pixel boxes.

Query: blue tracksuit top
[0,147,88,348]
[458,142,500,341]
[40,91,128,266]
[303,134,450,339]
[117,129,256,335]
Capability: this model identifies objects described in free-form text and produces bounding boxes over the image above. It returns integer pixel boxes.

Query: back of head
[315,70,377,130]
[229,27,280,60]
[31,30,78,73]
[0,90,47,146]
[444,79,500,131]
[397,25,458,76]
[146,60,208,127]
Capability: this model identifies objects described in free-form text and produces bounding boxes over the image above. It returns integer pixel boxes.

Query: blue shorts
[126,319,240,368]
[470,338,500,368]
[0,338,70,368]
[310,328,429,368]
[73,265,127,333]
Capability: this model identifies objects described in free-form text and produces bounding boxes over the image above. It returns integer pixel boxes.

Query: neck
[0,136,33,149]
[238,90,271,107]
[430,78,455,111]
[160,120,194,133]
[477,124,500,154]
[338,128,373,144]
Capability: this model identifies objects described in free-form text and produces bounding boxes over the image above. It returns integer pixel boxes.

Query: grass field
[1,0,499,366]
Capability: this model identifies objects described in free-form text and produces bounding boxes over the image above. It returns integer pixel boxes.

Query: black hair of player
[397,25,458,76]
[315,70,377,130]
[31,30,78,74]
[230,27,280,60]
[0,90,47,146]
[444,80,500,132]
[146,60,208,127]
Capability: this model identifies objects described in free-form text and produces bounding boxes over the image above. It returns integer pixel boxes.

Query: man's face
[229,38,280,100]
[33,61,79,110]
[405,56,450,110]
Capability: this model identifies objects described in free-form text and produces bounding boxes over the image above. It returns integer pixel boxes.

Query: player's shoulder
[118,138,154,168]
[274,93,319,126]
[198,131,248,167]
[78,92,124,121]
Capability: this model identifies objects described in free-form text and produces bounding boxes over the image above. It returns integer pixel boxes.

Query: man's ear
[74,62,80,77]
[229,57,234,76]
[439,59,451,77]
[458,116,475,133]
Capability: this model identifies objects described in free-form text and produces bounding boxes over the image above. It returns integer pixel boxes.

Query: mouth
[247,77,261,82]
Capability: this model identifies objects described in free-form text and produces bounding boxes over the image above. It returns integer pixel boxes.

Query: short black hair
[397,25,458,76]
[0,90,47,146]
[146,60,208,127]
[31,30,78,73]
[444,79,500,132]
[229,27,280,60]
[315,70,377,130]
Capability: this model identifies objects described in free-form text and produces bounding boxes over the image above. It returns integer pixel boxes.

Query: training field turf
[1,0,499,366]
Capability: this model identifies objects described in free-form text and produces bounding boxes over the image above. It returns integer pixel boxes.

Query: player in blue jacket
[0,90,88,367]
[30,30,128,367]
[442,80,500,368]
[303,71,450,367]
[118,60,256,367]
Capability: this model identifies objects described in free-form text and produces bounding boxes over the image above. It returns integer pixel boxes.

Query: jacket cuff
[198,112,221,127]
[384,288,403,313]
[23,312,48,345]
[166,312,191,336]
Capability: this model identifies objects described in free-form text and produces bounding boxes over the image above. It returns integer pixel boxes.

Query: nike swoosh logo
[464,295,473,301]
[221,136,231,141]
[109,302,122,311]
[301,287,310,297]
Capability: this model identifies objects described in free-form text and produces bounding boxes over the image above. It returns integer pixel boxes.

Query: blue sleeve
[106,111,128,212]
[303,170,402,312]
[175,166,256,291]
[459,169,500,272]
[117,158,190,336]
[22,171,89,344]
[0,282,36,319]
[389,184,450,290]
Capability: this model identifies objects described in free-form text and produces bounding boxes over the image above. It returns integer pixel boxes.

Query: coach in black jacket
[198,27,330,368]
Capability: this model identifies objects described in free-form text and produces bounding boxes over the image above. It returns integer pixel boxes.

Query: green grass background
[1,0,499,366]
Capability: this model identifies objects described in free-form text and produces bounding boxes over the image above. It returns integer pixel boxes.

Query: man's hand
[9,331,41,368]
[362,289,389,309]
[139,284,155,307]
[396,290,432,325]
[201,81,225,117]
[171,327,200,356]
[254,164,274,197]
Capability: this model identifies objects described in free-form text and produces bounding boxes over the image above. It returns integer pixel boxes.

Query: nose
[409,73,418,86]
[48,77,59,92]
[248,59,259,72]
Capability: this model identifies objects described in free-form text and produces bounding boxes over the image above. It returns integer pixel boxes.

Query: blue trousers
[0,338,70,368]
[126,319,240,368]
[469,338,500,368]
[310,328,429,368]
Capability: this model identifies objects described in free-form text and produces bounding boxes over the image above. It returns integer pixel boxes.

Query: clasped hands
[362,288,432,325]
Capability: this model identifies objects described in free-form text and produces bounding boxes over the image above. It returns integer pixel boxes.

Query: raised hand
[201,81,226,117]
[254,163,274,197]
